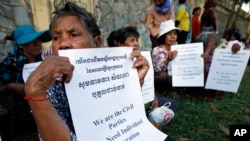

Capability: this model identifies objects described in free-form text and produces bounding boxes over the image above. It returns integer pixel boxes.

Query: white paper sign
[22,61,41,83]
[141,51,155,104]
[171,43,204,87]
[205,48,250,93]
[59,47,167,141]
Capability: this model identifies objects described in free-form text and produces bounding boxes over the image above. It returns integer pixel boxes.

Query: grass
[161,66,250,141]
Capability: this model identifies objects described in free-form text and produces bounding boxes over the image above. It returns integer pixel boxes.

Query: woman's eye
[72,34,79,37]
[53,36,59,41]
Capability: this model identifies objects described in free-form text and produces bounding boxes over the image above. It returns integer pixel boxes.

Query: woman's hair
[226,28,242,41]
[157,34,167,45]
[50,2,101,41]
[107,30,117,47]
[192,7,201,15]
[115,26,140,44]
[204,0,216,9]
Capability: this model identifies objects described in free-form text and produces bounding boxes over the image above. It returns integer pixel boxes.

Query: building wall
[0,0,250,61]
[0,0,33,61]
[94,0,152,50]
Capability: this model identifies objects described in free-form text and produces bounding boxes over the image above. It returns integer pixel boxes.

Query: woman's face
[22,38,42,57]
[119,36,139,50]
[165,30,177,45]
[51,15,101,55]
[196,9,202,16]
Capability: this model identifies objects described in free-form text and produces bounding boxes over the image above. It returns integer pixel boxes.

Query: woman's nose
[60,36,72,49]
[134,41,139,48]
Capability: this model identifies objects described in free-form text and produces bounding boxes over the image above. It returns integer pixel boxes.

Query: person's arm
[27,96,71,140]
[146,5,159,37]
[164,50,177,66]
[169,4,175,21]
[0,83,25,96]
[130,49,149,87]
[25,56,74,141]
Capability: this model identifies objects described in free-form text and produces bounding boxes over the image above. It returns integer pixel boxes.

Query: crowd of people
[0,0,249,140]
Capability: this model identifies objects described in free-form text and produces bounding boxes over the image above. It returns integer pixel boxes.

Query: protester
[191,7,202,43]
[107,26,179,114]
[201,0,217,32]
[225,27,244,53]
[146,0,175,48]
[198,0,217,45]
[24,2,149,140]
[175,0,191,44]
[0,25,51,140]
[152,20,179,94]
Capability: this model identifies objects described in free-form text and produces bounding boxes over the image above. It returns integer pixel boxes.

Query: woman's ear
[94,35,102,47]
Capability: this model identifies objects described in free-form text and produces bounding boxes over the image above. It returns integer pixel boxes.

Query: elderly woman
[24,2,149,140]
[0,25,51,140]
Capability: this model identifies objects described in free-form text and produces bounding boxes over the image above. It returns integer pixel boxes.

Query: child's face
[230,35,237,41]
[195,9,201,16]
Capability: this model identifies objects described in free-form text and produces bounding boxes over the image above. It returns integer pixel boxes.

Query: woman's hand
[130,49,149,86]
[25,55,74,98]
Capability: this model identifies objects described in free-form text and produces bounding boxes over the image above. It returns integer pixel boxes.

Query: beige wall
[30,0,51,30]
[29,0,95,49]
[30,0,52,49]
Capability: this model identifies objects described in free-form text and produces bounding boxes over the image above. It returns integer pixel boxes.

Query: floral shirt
[152,45,169,72]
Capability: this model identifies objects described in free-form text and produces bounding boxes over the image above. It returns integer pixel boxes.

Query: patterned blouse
[47,80,77,140]
[152,45,169,72]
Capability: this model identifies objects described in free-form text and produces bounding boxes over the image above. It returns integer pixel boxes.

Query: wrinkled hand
[231,43,241,54]
[25,55,74,97]
[130,49,149,86]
